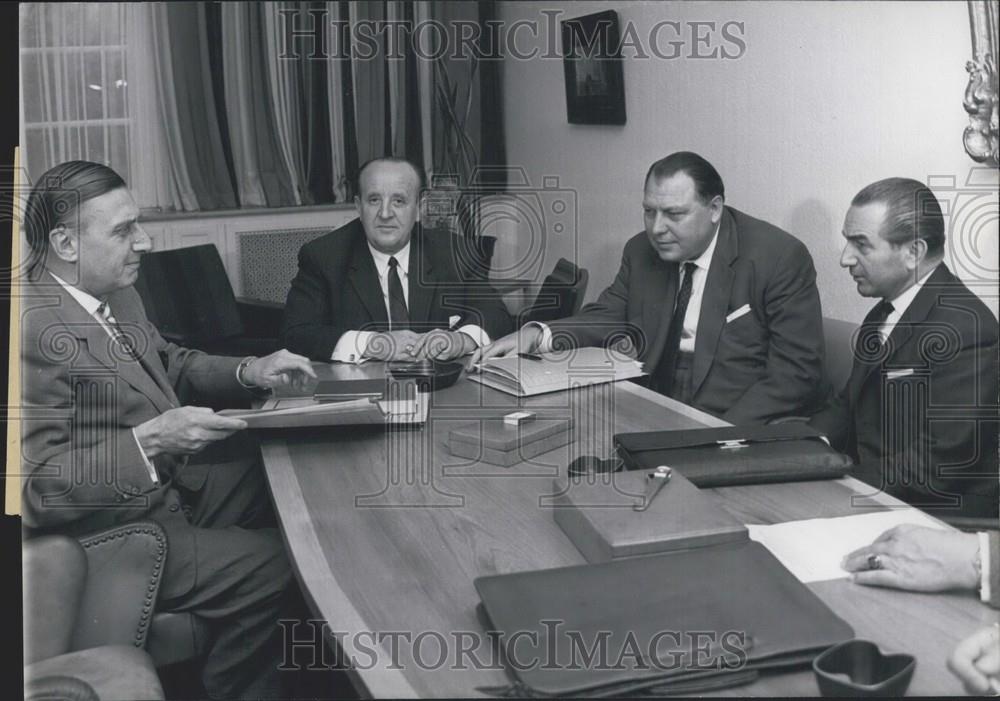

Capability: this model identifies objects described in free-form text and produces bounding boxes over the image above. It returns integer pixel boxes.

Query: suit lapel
[45,277,176,414]
[691,210,737,394]
[847,263,952,404]
[108,289,180,411]
[407,230,436,325]
[347,232,390,325]
[643,255,677,365]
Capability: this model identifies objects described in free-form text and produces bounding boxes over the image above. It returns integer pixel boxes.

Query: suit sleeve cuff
[131,428,160,486]
[457,325,490,350]
[332,331,372,364]
[530,322,553,353]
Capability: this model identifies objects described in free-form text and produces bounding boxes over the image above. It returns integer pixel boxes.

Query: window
[20,3,133,185]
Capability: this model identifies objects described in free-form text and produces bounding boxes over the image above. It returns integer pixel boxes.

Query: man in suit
[474,151,826,424]
[281,156,512,362]
[20,161,316,699]
[809,177,999,518]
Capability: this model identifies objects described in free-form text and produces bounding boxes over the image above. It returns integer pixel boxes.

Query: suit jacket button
[168,503,180,513]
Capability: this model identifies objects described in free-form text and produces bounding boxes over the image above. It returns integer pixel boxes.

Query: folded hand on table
[841,524,980,592]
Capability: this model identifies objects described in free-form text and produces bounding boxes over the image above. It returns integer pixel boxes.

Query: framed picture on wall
[561,10,626,125]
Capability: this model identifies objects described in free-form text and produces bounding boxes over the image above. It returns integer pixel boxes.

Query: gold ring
[867,553,882,570]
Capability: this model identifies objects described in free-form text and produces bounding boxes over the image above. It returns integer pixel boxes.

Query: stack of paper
[218,393,427,429]
[469,347,645,397]
[746,509,946,583]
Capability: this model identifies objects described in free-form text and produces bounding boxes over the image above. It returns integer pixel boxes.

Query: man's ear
[709,195,724,223]
[906,237,928,271]
[416,192,425,223]
[354,195,362,219]
[48,225,78,263]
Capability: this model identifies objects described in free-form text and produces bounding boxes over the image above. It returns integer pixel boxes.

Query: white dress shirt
[676,224,720,353]
[331,241,491,362]
[879,264,939,343]
[49,273,160,486]
[534,222,721,353]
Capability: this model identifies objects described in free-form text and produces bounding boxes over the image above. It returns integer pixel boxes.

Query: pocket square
[726,304,752,323]
[886,368,915,379]
[448,315,462,329]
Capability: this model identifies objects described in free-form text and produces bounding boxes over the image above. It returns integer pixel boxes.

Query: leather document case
[474,540,854,697]
[551,470,748,562]
[613,424,852,488]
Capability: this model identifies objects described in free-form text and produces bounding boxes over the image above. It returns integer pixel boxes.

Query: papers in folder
[746,509,946,583]
[218,393,427,428]
[468,347,645,397]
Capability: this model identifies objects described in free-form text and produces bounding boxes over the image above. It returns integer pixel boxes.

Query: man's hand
[410,330,476,361]
[363,330,426,361]
[134,406,247,458]
[242,349,317,391]
[841,524,980,592]
[948,624,1000,695]
[469,325,543,366]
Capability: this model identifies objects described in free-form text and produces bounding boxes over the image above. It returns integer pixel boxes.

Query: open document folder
[217,391,428,429]
[468,347,646,396]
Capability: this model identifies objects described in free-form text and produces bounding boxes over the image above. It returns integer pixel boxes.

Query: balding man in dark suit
[475,151,826,424]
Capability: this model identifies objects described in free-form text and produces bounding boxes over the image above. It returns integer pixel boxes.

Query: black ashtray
[387,360,463,392]
[813,639,915,697]
[567,455,624,478]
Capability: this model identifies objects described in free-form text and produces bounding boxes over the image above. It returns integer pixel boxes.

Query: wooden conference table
[259,361,996,698]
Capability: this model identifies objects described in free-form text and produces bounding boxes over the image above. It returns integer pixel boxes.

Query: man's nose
[839,245,855,268]
[377,200,393,219]
[651,212,669,234]
[132,224,152,252]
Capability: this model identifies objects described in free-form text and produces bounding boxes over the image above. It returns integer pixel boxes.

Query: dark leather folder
[614,424,852,488]
[474,540,854,697]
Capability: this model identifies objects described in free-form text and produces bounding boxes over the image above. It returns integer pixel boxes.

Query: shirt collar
[886,262,939,316]
[367,241,411,277]
[49,271,105,316]
[687,220,722,271]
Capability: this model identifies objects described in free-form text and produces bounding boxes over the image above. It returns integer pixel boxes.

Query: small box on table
[448,418,572,467]
[551,469,748,563]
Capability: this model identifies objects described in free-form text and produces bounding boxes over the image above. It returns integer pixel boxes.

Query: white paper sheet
[746,510,947,583]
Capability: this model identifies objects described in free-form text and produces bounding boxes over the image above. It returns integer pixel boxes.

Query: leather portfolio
[551,470,748,562]
[614,424,852,488]
[448,418,572,467]
[474,540,854,697]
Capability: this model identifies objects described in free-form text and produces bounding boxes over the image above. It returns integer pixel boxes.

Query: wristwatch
[236,356,257,389]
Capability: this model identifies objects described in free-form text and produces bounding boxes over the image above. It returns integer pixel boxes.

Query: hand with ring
[841,524,981,592]
[362,330,425,361]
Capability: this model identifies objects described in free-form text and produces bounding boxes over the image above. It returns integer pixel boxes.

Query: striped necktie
[96,301,140,360]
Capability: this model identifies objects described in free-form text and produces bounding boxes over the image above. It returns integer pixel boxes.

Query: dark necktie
[854,299,895,362]
[97,302,140,361]
[653,262,696,396]
[387,256,409,330]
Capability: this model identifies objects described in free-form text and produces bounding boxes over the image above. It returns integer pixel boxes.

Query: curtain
[20,1,505,212]
[220,3,301,207]
[324,2,350,201]
[150,2,236,210]
[349,1,389,166]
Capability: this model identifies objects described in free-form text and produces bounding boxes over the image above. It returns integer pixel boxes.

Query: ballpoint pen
[634,465,672,511]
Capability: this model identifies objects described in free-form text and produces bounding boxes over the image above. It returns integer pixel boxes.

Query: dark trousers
[159,439,293,700]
